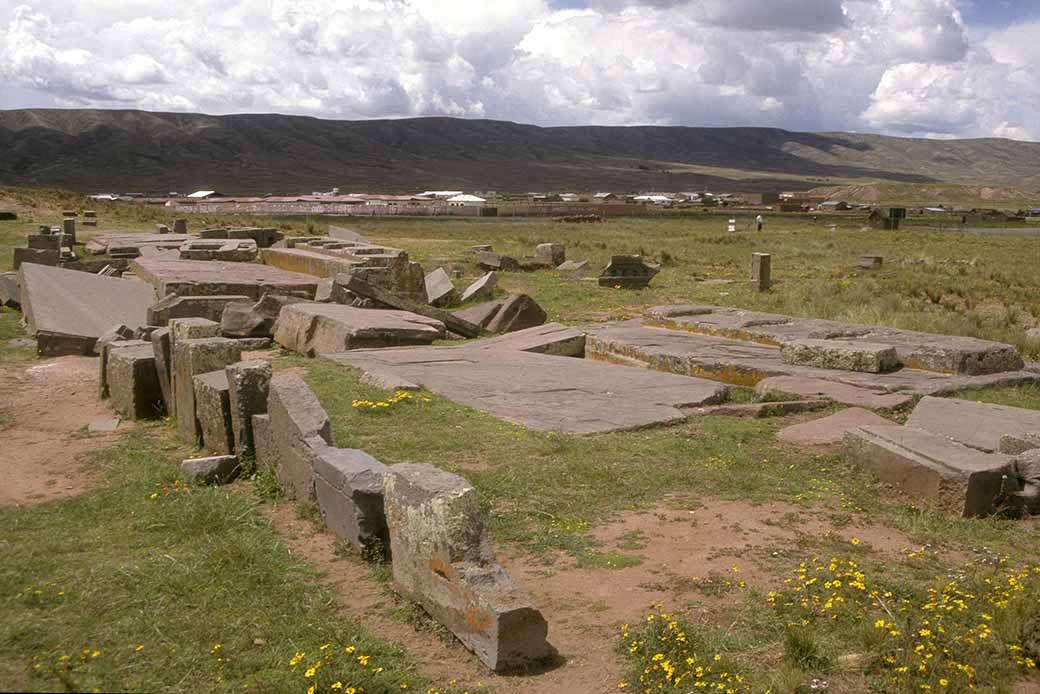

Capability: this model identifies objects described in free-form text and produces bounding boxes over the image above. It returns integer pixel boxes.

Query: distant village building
[558,193,580,202]
[417,191,464,199]
[446,194,487,208]
[632,194,673,205]
[187,190,221,199]
[593,192,617,201]
[818,200,850,211]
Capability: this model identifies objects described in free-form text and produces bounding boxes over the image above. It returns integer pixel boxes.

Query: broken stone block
[267,373,333,500]
[555,259,588,278]
[97,324,135,399]
[424,267,456,307]
[843,424,1016,517]
[62,217,76,244]
[181,455,239,485]
[225,360,272,459]
[233,337,272,351]
[28,234,62,250]
[311,443,389,554]
[155,223,171,234]
[534,243,565,267]
[471,244,493,253]
[172,338,242,446]
[476,251,519,272]
[179,238,259,262]
[167,318,222,417]
[456,294,547,334]
[342,256,429,305]
[193,370,235,455]
[858,255,883,270]
[314,278,334,303]
[221,293,308,338]
[1000,432,1040,456]
[781,339,900,374]
[598,255,659,289]
[273,303,445,357]
[199,227,284,248]
[750,252,771,292]
[147,294,253,326]
[151,327,173,414]
[87,418,120,433]
[172,219,188,235]
[906,396,1040,453]
[0,271,21,309]
[14,247,61,270]
[471,323,586,357]
[756,376,913,411]
[384,463,551,672]
[252,414,273,470]
[460,271,497,303]
[777,407,894,446]
[1008,449,1040,514]
[107,340,163,420]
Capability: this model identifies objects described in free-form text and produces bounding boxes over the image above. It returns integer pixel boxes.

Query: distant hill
[1,109,1039,195]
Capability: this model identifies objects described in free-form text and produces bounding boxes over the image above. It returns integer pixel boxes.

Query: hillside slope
[1,109,1039,194]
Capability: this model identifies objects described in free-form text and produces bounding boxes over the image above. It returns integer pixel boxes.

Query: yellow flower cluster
[618,606,756,693]
[287,643,432,693]
[352,390,429,412]
[19,581,66,605]
[147,479,191,500]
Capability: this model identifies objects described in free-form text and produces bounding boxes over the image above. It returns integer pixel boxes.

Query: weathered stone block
[750,252,771,292]
[858,255,883,270]
[843,424,1016,517]
[97,324,135,399]
[148,294,252,326]
[906,396,1040,453]
[151,327,173,414]
[193,370,234,455]
[0,271,20,309]
[476,251,519,272]
[384,463,551,672]
[1000,432,1040,456]
[14,247,61,270]
[424,267,456,307]
[534,243,565,267]
[456,294,546,334]
[172,337,242,446]
[555,259,588,278]
[225,361,272,458]
[460,271,497,303]
[267,373,333,500]
[312,443,389,554]
[179,238,258,262]
[167,318,221,418]
[273,303,444,356]
[598,255,658,289]
[181,455,240,485]
[781,339,900,374]
[221,293,308,338]
[777,407,893,446]
[107,341,163,419]
[252,414,273,471]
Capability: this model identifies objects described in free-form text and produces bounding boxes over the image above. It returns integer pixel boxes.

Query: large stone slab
[130,256,319,300]
[312,444,388,554]
[179,238,258,262]
[198,227,283,248]
[273,303,445,356]
[19,263,156,356]
[147,294,252,326]
[107,341,163,419]
[327,345,728,434]
[455,294,546,335]
[906,396,1040,453]
[469,323,586,357]
[424,267,456,307]
[172,338,242,446]
[167,318,222,418]
[267,373,333,500]
[85,233,192,257]
[756,376,914,411]
[384,463,551,672]
[225,360,272,458]
[193,370,234,455]
[221,293,309,338]
[460,271,497,303]
[778,407,893,446]
[781,339,899,374]
[843,424,1016,517]
[259,246,365,278]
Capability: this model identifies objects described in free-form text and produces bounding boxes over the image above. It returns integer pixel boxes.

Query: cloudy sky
[1,0,1038,140]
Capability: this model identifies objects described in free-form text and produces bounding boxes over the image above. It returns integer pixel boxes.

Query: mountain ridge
[2,108,1038,194]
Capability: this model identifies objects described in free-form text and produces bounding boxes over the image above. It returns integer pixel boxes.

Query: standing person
[756,214,764,232]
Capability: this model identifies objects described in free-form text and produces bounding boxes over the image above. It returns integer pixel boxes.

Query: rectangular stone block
[96,325,134,399]
[193,370,234,455]
[1000,432,1040,455]
[151,327,173,414]
[424,267,456,307]
[858,255,883,270]
[107,341,163,419]
[843,424,1016,517]
[534,243,565,267]
[312,443,388,554]
[130,256,320,300]
[14,247,61,270]
[384,463,551,672]
[225,360,272,458]
[906,396,1040,453]
[273,303,444,356]
[167,318,221,418]
[781,339,900,374]
[148,294,252,326]
[267,373,333,500]
[172,337,242,446]
[28,234,62,250]
[252,414,273,471]
[750,252,771,292]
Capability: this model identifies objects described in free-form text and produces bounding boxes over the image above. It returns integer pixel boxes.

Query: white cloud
[0,0,1036,141]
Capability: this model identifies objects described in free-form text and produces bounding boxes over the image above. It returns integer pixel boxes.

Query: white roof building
[446,194,487,207]
[187,190,218,198]
[418,190,464,199]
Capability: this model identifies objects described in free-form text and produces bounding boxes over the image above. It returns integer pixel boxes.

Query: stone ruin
[598,255,659,289]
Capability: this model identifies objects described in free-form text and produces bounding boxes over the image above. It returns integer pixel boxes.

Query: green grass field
[2,191,1040,693]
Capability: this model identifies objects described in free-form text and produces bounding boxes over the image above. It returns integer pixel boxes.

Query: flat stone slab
[259,247,365,278]
[757,376,914,411]
[468,323,586,357]
[781,339,899,374]
[384,463,551,672]
[424,267,456,307]
[84,233,193,256]
[460,271,497,303]
[181,455,240,485]
[19,264,156,356]
[328,225,370,244]
[130,256,319,300]
[843,424,1015,517]
[88,417,121,433]
[906,396,1040,453]
[148,294,252,326]
[326,345,728,434]
[273,303,445,356]
[778,407,893,446]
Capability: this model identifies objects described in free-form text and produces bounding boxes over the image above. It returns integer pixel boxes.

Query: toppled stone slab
[384,463,551,672]
[781,339,900,374]
[425,267,456,307]
[226,360,272,458]
[85,233,192,256]
[19,263,155,356]
[778,407,893,446]
[181,455,240,485]
[843,424,1016,517]
[312,444,389,553]
[97,324,135,399]
[198,227,283,248]
[599,255,659,289]
[259,246,365,278]
[336,273,484,339]
[327,345,728,434]
[221,293,308,338]
[267,373,333,500]
[455,294,546,334]
[757,376,914,411]
[179,239,258,262]
[130,256,319,300]
[905,396,1040,453]
[0,271,21,309]
[555,260,588,278]
[147,294,252,326]
[476,251,520,272]
[151,327,173,413]
[13,248,60,269]
[273,303,445,356]
[173,337,242,446]
[194,370,235,455]
[468,323,586,357]
[535,243,565,267]
[1000,432,1040,456]
[460,271,497,303]
[107,340,163,419]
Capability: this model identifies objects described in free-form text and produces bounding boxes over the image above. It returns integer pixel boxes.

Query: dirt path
[0,355,129,507]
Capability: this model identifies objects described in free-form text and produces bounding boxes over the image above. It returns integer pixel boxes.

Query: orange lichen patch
[427,555,456,581]
[463,605,492,632]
